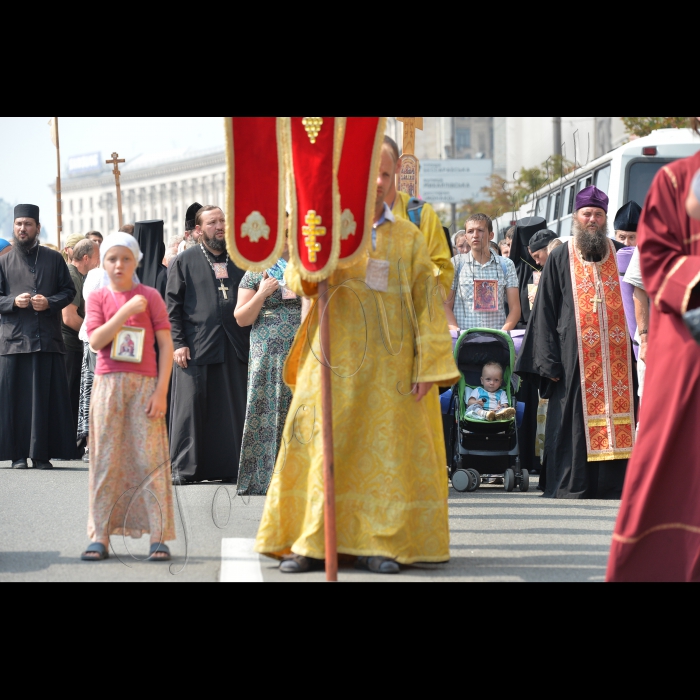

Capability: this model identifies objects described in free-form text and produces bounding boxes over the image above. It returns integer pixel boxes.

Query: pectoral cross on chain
[219,281,229,300]
[591,291,604,313]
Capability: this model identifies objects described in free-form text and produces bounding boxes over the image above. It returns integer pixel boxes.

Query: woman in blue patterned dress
[235,256,302,495]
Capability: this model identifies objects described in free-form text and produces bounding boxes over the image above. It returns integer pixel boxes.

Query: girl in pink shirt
[81,233,175,563]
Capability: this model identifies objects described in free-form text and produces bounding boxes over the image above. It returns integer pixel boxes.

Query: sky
[0,117,225,243]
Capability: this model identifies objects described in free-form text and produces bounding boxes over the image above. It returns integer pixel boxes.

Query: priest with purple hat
[516,186,636,499]
[0,204,77,469]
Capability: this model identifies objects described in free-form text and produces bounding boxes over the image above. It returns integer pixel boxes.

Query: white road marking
[220,539,264,583]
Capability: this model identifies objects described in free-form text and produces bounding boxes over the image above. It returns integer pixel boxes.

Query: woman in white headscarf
[80,233,176,562]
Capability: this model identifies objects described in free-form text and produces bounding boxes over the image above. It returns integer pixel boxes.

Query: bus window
[548,191,561,224]
[560,217,573,238]
[563,184,576,215]
[536,196,549,219]
[559,183,577,237]
[627,160,671,206]
[596,165,612,195]
[577,176,593,192]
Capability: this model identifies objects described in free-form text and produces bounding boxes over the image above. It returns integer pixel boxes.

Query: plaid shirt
[451,252,519,331]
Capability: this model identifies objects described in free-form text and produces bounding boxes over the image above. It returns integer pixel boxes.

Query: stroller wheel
[520,469,530,493]
[504,469,516,493]
[467,469,481,492]
[452,470,473,493]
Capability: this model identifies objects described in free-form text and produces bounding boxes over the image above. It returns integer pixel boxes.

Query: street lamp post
[553,117,562,157]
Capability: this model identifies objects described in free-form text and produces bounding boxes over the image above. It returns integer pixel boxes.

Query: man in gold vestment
[255,145,460,575]
[383,136,455,292]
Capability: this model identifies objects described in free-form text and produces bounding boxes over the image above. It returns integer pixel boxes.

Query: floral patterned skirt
[88,373,175,542]
[238,307,301,495]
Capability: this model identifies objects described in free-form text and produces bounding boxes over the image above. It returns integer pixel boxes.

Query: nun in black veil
[510,216,547,329]
[510,216,548,477]
[134,220,168,299]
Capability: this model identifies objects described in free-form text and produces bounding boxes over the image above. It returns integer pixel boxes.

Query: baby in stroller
[466,362,517,423]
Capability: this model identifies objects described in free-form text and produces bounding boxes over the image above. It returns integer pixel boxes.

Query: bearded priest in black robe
[0,205,77,469]
[166,205,250,485]
[516,188,634,499]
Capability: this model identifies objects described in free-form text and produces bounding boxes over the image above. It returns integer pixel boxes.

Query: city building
[493,117,628,178]
[53,147,227,247]
[54,118,631,247]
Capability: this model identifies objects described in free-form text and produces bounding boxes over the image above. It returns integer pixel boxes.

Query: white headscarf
[98,232,143,289]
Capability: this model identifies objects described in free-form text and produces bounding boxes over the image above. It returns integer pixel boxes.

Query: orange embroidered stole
[569,240,636,462]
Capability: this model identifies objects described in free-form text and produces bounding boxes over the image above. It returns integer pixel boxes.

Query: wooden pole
[318,279,338,583]
[54,117,62,247]
[396,117,424,197]
[106,152,126,229]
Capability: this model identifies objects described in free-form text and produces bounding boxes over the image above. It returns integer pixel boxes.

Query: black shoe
[11,459,28,470]
[33,460,54,471]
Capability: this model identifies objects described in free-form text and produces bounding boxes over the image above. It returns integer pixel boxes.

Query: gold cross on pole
[396,118,423,197]
[302,210,327,263]
[106,152,126,229]
[219,281,230,299]
[396,117,423,156]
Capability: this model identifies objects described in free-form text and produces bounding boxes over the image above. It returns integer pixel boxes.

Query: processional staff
[48,117,63,246]
[106,152,126,229]
[396,117,423,197]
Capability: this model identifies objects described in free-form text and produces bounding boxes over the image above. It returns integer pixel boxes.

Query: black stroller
[448,329,529,493]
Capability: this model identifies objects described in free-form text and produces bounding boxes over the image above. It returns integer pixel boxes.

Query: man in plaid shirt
[445,214,521,332]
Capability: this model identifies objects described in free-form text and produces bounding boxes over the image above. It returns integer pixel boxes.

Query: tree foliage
[620,117,691,138]
[448,156,575,225]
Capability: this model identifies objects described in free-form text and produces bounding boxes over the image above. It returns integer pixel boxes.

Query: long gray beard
[573,219,609,259]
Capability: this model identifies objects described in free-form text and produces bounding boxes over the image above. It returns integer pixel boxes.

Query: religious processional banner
[225,116,386,282]
[286,117,344,282]
[224,117,287,272]
[569,239,636,462]
[336,117,387,268]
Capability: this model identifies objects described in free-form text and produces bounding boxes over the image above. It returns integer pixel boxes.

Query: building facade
[53,147,227,247]
[54,118,630,247]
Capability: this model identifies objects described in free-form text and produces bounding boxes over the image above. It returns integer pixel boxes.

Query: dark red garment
[608,151,700,583]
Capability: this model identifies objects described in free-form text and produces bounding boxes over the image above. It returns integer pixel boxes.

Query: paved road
[0,460,619,582]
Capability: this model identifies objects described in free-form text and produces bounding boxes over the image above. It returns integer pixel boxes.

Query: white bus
[496,128,700,240]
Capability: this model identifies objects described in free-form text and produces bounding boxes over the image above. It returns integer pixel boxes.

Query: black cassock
[166,246,251,483]
[0,244,77,462]
[515,241,627,500]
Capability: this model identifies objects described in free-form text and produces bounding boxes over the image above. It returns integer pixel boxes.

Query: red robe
[607,150,700,582]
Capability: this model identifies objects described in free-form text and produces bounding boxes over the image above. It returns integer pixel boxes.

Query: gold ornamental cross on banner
[303,210,326,263]
[106,152,126,229]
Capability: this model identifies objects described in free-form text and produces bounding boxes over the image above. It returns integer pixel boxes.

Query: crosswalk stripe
[220,539,264,583]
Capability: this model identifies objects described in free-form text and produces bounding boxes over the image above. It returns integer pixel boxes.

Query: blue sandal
[81,543,109,562]
[149,544,171,562]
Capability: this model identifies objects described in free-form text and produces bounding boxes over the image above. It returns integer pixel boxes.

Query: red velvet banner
[337,117,386,268]
[287,117,342,282]
[225,117,286,272]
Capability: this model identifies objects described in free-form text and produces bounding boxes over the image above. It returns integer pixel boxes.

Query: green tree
[451,156,575,225]
[621,117,691,138]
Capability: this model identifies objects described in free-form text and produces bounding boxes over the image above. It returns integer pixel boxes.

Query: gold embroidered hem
[613,522,700,546]
[655,256,687,310]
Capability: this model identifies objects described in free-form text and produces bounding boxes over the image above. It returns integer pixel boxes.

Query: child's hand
[124,294,148,317]
[146,390,168,420]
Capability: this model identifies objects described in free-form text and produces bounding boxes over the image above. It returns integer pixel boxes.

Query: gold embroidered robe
[255,218,460,564]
